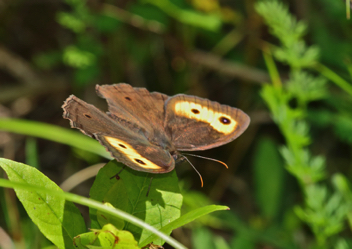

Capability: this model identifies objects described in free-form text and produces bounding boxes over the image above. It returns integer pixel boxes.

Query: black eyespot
[219,116,231,125]
[125,97,131,101]
[84,114,91,118]
[135,159,146,165]
[118,144,126,149]
[191,109,200,114]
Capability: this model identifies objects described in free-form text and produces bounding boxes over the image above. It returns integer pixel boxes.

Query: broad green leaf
[253,137,284,220]
[74,224,139,249]
[0,174,186,249]
[0,158,86,249]
[139,204,228,247]
[0,118,111,159]
[89,160,182,246]
[97,202,125,230]
[182,190,225,228]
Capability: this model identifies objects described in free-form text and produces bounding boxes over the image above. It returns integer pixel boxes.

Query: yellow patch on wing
[104,136,162,170]
[174,101,238,134]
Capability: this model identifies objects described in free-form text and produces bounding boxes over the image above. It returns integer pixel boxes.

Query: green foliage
[1,0,352,248]
[0,135,228,248]
[0,118,111,159]
[140,204,229,247]
[57,12,86,33]
[52,0,226,86]
[256,1,319,68]
[0,158,86,249]
[145,0,222,31]
[294,185,347,244]
[253,137,284,221]
[192,227,231,249]
[0,158,191,248]
[256,0,352,247]
[286,71,327,104]
[74,224,139,249]
[63,46,96,68]
[256,1,307,46]
[89,161,182,245]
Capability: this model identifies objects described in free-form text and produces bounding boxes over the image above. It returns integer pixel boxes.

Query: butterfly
[62,84,250,177]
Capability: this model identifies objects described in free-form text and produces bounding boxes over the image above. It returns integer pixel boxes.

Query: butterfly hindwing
[164,94,250,151]
[94,134,175,173]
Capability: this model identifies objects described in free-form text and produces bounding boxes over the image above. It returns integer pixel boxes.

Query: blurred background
[1,0,352,248]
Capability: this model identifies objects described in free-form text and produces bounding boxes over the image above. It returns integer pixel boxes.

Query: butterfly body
[62,84,250,174]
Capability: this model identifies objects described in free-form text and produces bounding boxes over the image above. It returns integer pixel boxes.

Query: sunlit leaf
[89,160,182,246]
[0,158,86,249]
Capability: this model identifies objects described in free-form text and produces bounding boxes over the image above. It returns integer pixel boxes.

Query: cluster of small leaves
[295,185,347,245]
[280,147,325,185]
[50,0,229,86]
[74,224,140,248]
[256,1,350,247]
[57,0,90,33]
[57,0,106,85]
[256,1,319,68]
[286,71,327,106]
[333,174,352,226]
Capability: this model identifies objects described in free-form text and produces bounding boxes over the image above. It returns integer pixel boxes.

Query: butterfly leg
[110,165,126,180]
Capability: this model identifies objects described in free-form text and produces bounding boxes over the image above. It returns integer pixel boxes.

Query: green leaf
[139,204,228,247]
[145,0,222,31]
[129,4,169,27]
[176,10,221,31]
[89,161,182,246]
[25,137,39,168]
[230,230,255,249]
[0,158,86,249]
[63,46,96,68]
[286,71,327,103]
[182,190,225,228]
[93,14,122,33]
[0,118,111,159]
[295,185,347,239]
[0,170,186,249]
[255,1,307,47]
[56,12,86,33]
[192,227,214,249]
[253,136,284,220]
[74,224,139,249]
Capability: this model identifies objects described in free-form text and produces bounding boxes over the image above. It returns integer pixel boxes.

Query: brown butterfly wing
[164,94,250,151]
[62,95,174,173]
[96,84,168,141]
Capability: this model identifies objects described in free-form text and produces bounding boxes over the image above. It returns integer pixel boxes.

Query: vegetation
[0,0,352,248]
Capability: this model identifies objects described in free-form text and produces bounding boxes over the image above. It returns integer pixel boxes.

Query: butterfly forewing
[62,94,174,173]
[96,84,168,139]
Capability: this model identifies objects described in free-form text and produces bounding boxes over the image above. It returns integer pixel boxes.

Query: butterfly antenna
[180,154,204,187]
[182,153,228,169]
